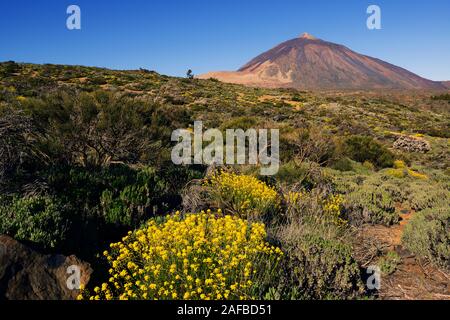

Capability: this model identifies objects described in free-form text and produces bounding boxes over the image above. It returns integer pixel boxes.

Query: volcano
[198,33,446,90]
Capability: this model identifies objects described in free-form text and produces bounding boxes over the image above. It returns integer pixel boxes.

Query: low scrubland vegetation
[0,62,448,300]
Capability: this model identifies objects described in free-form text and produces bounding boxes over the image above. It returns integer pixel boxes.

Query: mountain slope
[199,33,446,90]
[440,81,450,89]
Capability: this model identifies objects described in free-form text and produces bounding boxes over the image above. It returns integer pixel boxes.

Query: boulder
[0,235,92,300]
[393,135,431,153]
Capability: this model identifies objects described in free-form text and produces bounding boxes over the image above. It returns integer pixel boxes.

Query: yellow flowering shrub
[387,160,428,180]
[393,160,406,169]
[205,172,280,218]
[322,194,346,226]
[283,191,306,205]
[407,169,428,180]
[284,190,346,226]
[79,210,283,300]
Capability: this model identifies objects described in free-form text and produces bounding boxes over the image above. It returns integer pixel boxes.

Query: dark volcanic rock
[0,235,92,300]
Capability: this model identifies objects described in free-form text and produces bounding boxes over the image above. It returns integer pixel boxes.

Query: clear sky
[1,0,449,80]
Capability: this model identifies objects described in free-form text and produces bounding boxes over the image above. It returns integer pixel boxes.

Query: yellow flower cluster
[79,210,282,300]
[322,194,347,226]
[393,160,407,169]
[388,160,428,180]
[284,190,346,226]
[407,169,428,180]
[283,191,307,205]
[206,172,280,218]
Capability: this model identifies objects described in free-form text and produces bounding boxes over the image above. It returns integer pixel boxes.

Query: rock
[0,235,92,300]
[393,135,431,153]
[273,114,289,122]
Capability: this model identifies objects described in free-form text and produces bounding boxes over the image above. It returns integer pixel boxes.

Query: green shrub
[47,164,200,224]
[265,188,363,299]
[343,182,399,226]
[280,128,336,165]
[100,167,170,227]
[275,161,327,189]
[379,251,401,275]
[40,164,202,256]
[334,168,449,226]
[220,116,257,131]
[291,94,307,102]
[0,109,37,189]
[1,61,21,76]
[402,206,450,270]
[329,171,361,194]
[343,136,394,168]
[405,182,450,211]
[362,161,375,171]
[332,157,354,172]
[331,170,409,226]
[0,195,69,249]
[267,234,363,299]
[431,93,450,103]
[20,90,189,168]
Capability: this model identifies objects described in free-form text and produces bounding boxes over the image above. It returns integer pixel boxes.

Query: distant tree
[186,69,194,79]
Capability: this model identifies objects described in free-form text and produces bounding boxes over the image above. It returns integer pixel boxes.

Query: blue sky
[1,0,449,80]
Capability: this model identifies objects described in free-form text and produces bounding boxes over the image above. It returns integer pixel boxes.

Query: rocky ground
[354,210,450,300]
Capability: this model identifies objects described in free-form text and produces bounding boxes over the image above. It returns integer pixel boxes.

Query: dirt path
[354,210,450,300]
